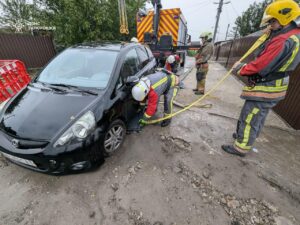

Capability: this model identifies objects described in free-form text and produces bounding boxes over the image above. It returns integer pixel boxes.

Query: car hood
[0,86,101,140]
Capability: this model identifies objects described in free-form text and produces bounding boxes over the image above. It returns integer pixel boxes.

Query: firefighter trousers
[234,100,278,153]
[196,64,209,92]
[164,87,179,117]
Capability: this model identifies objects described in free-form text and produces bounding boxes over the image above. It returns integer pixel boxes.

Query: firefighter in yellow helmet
[222,0,300,157]
[194,32,214,95]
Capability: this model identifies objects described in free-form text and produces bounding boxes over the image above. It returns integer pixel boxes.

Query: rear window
[37,48,118,89]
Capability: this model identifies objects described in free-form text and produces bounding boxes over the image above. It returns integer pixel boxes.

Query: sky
[146,0,264,42]
[0,0,263,42]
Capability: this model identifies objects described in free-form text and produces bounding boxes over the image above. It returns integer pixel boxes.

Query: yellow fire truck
[136,1,191,66]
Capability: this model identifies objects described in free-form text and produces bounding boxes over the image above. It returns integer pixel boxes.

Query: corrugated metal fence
[214,36,300,130]
[0,33,56,68]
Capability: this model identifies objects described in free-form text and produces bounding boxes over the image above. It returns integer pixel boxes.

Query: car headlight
[54,111,96,147]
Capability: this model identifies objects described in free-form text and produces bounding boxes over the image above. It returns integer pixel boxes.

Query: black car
[0,42,156,174]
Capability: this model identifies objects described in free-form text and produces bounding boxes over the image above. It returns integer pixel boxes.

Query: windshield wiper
[50,83,98,96]
[36,81,67,93]
[49,83,78,88]
[74,89,98,96]
[29,82,51,92]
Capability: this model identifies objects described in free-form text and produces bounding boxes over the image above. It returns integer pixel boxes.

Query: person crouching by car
[132,70,179,127]
[165,55,180,73]
[165,55,185,89]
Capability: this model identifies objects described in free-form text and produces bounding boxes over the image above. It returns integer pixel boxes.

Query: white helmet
[131,37,139,43]
[132,77,151,101]
[167,55,176,64]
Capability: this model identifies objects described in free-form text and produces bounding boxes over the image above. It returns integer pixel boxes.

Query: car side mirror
[125,75,139,86]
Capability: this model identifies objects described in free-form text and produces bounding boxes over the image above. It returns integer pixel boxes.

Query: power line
[183,0,212,13]
[224,5,231,24]
[225,23,230,40]
[230,1,240,17]
[184,2,212,16]
[187,0,212,9]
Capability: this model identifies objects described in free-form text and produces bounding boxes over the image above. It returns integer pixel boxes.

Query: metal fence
[214,36,300,130]
[0,33,56,68]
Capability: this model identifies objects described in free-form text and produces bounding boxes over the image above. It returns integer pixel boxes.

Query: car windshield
[37,48,118,89]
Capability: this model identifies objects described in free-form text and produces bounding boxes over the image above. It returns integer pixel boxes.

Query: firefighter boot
[194,90,204,95]
[194,81,204,95]
[161,119,171,127]
[193,84,198,91]
[232,133,237,139]
[221,145,246,157]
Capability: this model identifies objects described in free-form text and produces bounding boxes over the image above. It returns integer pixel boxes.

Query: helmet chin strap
[273,26,283,31]
[293,16,300,27]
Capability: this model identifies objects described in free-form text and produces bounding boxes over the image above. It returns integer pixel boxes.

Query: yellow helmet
[199,32,213,39]
[261,0,300,27]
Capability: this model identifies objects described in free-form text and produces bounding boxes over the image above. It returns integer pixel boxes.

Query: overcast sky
[146,0,264,42]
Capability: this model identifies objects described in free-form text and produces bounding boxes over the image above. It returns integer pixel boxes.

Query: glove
[161,119,171,127]
[139,119,147,127]
[232,62,246,75]
[263,25,271,35]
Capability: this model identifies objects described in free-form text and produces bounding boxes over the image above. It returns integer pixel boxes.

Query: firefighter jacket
[164,62,179,73]
[195,41,214,66]
[237,25,300,102]
[143,71,177,120]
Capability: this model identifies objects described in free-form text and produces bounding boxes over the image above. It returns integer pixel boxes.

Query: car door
[118,48,142,123]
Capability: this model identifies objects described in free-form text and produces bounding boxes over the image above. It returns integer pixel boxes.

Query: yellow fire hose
[145,33,269,125]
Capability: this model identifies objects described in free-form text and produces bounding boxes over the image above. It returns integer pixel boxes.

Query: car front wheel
[103,119,126,156]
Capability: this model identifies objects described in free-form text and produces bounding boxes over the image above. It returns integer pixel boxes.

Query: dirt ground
[0,58,299,225]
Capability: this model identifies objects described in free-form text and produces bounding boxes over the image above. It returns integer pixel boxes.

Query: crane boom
[151,0,162,42]
[118,0,129,34]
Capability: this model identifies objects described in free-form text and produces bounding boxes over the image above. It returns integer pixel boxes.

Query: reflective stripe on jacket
[239,25,300,101]
[143,71,177,118]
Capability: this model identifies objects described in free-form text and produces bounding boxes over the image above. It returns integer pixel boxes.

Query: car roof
[72,42,143,51]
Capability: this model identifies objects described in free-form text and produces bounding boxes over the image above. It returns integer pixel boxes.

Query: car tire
[103,119,126,156]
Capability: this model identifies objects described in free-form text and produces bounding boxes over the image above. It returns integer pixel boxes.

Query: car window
[120,49,140,79]
[136,47,149,68]
[37,49,118,89]
[116,76,123,90]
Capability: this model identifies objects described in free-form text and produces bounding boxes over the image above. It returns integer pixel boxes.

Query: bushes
[187,50,197,57]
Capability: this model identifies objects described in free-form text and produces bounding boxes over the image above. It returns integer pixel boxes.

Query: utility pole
[225,24,230,41]
[225,28,238,67]
[213,0,230,43]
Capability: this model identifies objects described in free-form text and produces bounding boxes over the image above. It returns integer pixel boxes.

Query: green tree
[0,0,36,33]
[234,0,271,37]
[1,0,146,45]
[234,0,300,37]
[34,0,146,46]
